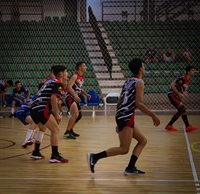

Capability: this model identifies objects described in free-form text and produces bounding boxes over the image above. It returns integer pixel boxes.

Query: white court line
[184,129,199,182]
[0,177,200,183]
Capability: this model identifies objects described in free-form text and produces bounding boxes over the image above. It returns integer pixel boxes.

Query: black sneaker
[70,129,80,137]
[49,154,68,163]
[124,167,145,175]
[87,153,96,173]
[30,151,45,160]
[9,113,15,118]
[63,132,76,139]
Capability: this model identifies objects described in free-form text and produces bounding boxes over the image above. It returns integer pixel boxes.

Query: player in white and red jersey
[165,66,198,132]
[63,62,91,139]
[30,65,68,163]
[87,58,160,175]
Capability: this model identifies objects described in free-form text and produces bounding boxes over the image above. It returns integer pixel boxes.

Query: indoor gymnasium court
[0,0,200,193]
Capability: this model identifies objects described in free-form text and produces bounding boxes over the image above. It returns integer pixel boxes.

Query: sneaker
[165,125,177,131]
[70,129,80,137]
[49,154,68,163]
[0,114,5,118]
[22,138,35,148]
[30,151,45,160]
[87,153,96,173]
[124,167,145,175]
[66,111,71,116]
[186,125,198,132]
[9,113,15,118]
[63,132,76,139]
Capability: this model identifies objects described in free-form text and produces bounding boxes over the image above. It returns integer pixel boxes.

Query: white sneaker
[22,138,35,148]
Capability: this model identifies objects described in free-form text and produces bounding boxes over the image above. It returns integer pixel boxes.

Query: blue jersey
[17,96,36,115]
[12,86,29,100]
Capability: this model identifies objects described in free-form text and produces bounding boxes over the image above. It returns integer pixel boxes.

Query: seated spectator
[183,48,192,64]
[145,46,158,64]
[163,48,175,62]
[0,80,13,118]
[9,81,31,118]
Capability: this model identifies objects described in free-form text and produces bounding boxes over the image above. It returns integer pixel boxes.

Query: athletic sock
[11,108,14,114]
[52,146,58,156]
[167,112,180,126]
[34,143,40,153]
[181,115,189,128]
[127,155,138,169]
[24,129,33,142]
[93,151,107,162]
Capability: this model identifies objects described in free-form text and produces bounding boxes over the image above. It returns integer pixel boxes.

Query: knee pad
[75,112,82,123]
[178,105,186,116]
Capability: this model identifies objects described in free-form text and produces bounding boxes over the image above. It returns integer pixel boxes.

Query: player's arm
[68,75,81,102]
[24,88,31,102]
[51,94,61,123]
[116,90,122,111]
[135,80,160,126]
[81,89,91,99]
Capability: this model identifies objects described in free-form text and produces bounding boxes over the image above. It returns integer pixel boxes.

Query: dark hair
[128,58,143,75]
[185,66,194,74]
[75,61,85,71]
[53,65,66,77]
[38,83,44,90]
[51,65,56,71]
[15,81,20,85]
[6,80,13,86]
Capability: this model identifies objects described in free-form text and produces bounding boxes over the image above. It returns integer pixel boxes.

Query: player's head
[129,58,145,76]
[51,65,56,73]
[53,65,68,81]
[185,66,195,77]
[6,80,13,87]
[38,83,44,90]
[15,81,21,89]
[76,61,87,73]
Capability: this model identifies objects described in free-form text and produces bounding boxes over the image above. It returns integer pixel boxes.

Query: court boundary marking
[0,177,200,183]
[191,141,200,153]
[184,129,199,182]
[0,133,50,160]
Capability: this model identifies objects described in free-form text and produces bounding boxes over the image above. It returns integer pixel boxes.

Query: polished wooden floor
[0,114,200,194]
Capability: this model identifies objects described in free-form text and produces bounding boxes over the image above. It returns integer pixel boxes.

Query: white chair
[104,92,120,116]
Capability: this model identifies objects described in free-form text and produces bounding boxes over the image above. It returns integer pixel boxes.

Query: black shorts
[168,93,181,109]
[30,109,50,125]
[115,118,134,132]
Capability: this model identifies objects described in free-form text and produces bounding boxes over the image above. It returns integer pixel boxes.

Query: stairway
[79,22,125,95]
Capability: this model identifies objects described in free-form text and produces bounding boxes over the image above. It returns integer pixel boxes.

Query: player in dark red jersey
[63,62,91,139]
[165,66,198,132]
[87,58,160,175]
[0,80,13,118]
[30,65,68,163]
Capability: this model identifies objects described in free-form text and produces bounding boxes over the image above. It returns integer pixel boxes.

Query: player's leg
[30,124,46,160]
[22,115,37,148]
[9,100,16,118]
[180,105,198,132]
[44,114,68,163]
[87,126,133,173]
[165,94,182,131]
[63,102,79,139]
[70,108,82,137]
[124,124,147,175]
